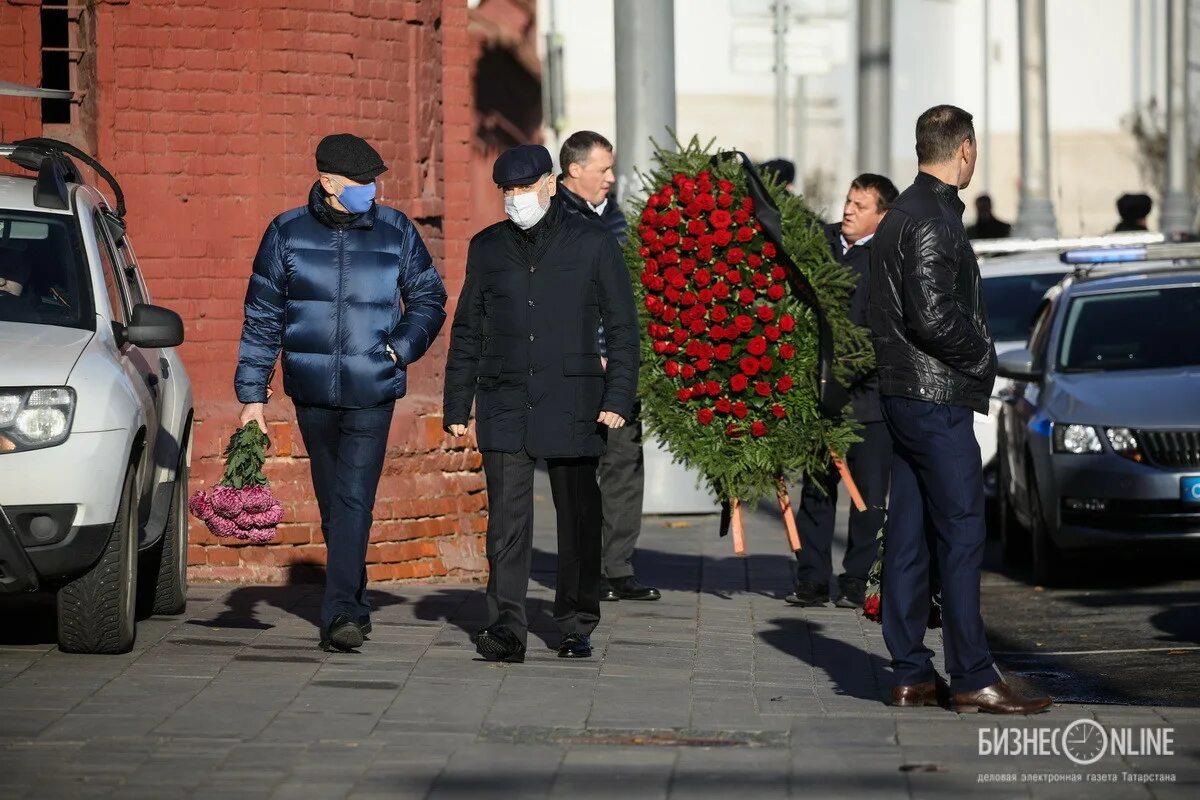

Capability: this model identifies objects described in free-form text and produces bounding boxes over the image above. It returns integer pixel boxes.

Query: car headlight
[0,388,76,452]
[1105,426,1145,462]
[1053,423,1103,454]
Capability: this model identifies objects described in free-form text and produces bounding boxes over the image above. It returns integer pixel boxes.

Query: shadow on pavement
[410,586,562,651]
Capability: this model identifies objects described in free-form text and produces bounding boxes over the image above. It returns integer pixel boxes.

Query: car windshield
[0,211,92,330]
[1058,284,1200,372]
[981,271,1065,342]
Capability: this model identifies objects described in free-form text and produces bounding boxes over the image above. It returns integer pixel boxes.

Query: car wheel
[138,452,189,617]
[998,440,1029,565]
[1028,465,1064,586]
[57,465,138,654]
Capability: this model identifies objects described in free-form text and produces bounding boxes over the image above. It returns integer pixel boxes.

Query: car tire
[998,440,1029,565]
[57,465,138,654]
[138,454,189,617]
[1028,465,1064,586]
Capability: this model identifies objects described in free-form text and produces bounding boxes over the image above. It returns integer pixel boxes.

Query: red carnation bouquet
[627,137,872,552]
[188,422,283,543]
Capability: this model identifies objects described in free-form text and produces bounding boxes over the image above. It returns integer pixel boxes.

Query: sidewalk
[0,469,1196,799]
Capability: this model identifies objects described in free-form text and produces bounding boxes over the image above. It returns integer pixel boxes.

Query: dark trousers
[795,420,890,587]
[294,401,394,632]
[482,449,602,647]
[597,406,644,579]
[880,396,999,694]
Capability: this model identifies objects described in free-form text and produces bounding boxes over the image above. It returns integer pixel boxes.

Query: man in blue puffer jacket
[235,133,447,652]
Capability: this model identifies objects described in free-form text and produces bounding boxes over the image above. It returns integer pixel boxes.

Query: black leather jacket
[867,172,996,414]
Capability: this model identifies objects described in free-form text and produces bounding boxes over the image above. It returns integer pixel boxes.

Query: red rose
[681,364,697,379]
[751,420,768,437]
[680,292,698,307]
[776,375,794,392]
[779,314,796,332]
[661,306,678,323]
[715,343,733,361]
[712,229,733,247]
[672,172,688,186]
[759,355,773,371]
[863,593,881,622]
[767,285,786,301]
[672,328,688,344]
[660,250,680,265]
[664,288,681,305]
[648,276,666,293]
[761,242,777,258]
[665,361,680,378]
[697,246,714,262]
[752,274,769,289]
[679,188,695,206]
[747,336,768,356]
[665,343,679,354]
[733,209,750,225]
[727,247,745,265]
[764,325,781,342]
[676,388,692,403]
[747,254,763,268]
[713,261,729,275]
[662,209,682,227]
[650,241,665,254]
[755,381,772,397]
[653,341,669,355]
[730,374,749,393]
[639,246,650,257]
[715,397,733,414]
[697,193,716,212]
[697,408,715,425]
[717,193,733,209]
[708,325,726,341]
[725,423,741,438]
[712,282,731,300]
[694,268,712,287]
[718,179,734,192]
[708,209,733,229]
[640,228,658,245]
[705,380,721,395]
[756,305,775,322]
[695,358,711,372]
[779,343,796,359]
[738,288,756,306]
[732,402,749,420]
[698,289,715,305]
[684,202,702,219]
[771,266,787,281]
[741,196,754,212]
[687,321,704,337]
[739,357,760,377]
[681,236,697,252]
[772,404,786,419]
[686,340,703,358]
[641,207,659,224]
[647,194,663,209]
[736,226,755,243]
[662,230,681,247]
[710,305,729,323]
[734,314,754,333]
[726,269,742,285]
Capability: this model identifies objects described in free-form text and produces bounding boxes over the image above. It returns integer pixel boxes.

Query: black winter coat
[823,223,881,423]
[556,181,628,245]
[867,173,996,414]
[236,183,448,409]
[443,198,639,458]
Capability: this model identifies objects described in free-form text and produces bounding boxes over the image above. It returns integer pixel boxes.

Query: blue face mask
[332,179,376,213]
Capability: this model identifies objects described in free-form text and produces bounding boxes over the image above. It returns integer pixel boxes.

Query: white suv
[0,137,192,654]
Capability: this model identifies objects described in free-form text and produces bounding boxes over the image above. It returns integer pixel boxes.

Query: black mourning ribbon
[708,151,849,537]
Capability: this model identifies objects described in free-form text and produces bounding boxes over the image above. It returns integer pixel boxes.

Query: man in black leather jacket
[868,105,1051,715]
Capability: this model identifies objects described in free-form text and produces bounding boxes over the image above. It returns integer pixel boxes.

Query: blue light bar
[1059,247,1147,264]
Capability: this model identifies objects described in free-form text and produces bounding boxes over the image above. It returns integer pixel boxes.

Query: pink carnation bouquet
[189,422,283,543]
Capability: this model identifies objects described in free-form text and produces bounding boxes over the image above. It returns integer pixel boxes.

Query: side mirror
[996,347,1041,382]
[124,303,184,349]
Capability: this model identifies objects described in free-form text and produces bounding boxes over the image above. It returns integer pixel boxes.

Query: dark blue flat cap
[493,144,553,188]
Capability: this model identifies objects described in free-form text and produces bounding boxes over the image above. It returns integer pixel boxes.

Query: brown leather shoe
[952,680,1053,714]
[892,676,950,708]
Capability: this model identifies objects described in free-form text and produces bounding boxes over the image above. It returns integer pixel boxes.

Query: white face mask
[504,178,550,229]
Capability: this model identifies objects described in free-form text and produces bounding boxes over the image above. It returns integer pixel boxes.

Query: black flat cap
[1117,192,1152,221]
[493,144,553,188]
[315,133,387,182]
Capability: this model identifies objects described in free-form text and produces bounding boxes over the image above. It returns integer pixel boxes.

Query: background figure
[867,105,1050,714]
[443,144,640,664]
[759,158,796,193]
[556,130,660,603]
[787,173,897,610]
[965,194,1011,240]
[235,134,447,653]
[1114,192,1152,232]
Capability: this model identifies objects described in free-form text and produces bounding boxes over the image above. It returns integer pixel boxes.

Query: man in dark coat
[1114,192,1153,232]
[965,194,1011,240]
[443,144,639,663]
[236,133,448,653]
[868,105,1050,714]
[556,130,660,603]
[786,173,897,610]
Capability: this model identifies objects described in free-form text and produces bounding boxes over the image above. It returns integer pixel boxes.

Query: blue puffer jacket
[235,183,448,409]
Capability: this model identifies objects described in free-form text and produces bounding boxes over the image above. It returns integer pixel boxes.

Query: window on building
[40,1,84,126]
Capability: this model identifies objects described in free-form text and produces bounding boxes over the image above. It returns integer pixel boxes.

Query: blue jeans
[880,396,999,694]
[294,401,394,632]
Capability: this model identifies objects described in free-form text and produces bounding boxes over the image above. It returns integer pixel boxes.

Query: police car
[0,134,192,653]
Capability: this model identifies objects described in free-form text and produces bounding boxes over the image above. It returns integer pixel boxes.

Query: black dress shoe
[599,577,620,602]
[557,633,593,658]
[355,617,372,639]
[320,613,365,652]
[474,625,526,663]
[834,577,867,609]
[610,576,661,601]
[784,580,829,606]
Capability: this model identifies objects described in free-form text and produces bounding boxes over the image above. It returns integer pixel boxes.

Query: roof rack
[1064,241,1200,279]
[973,231,1164,258]
[0,137,126,220]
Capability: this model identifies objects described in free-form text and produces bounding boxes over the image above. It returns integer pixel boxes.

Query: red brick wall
[0,1,42,144]
[1,0,492,582]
